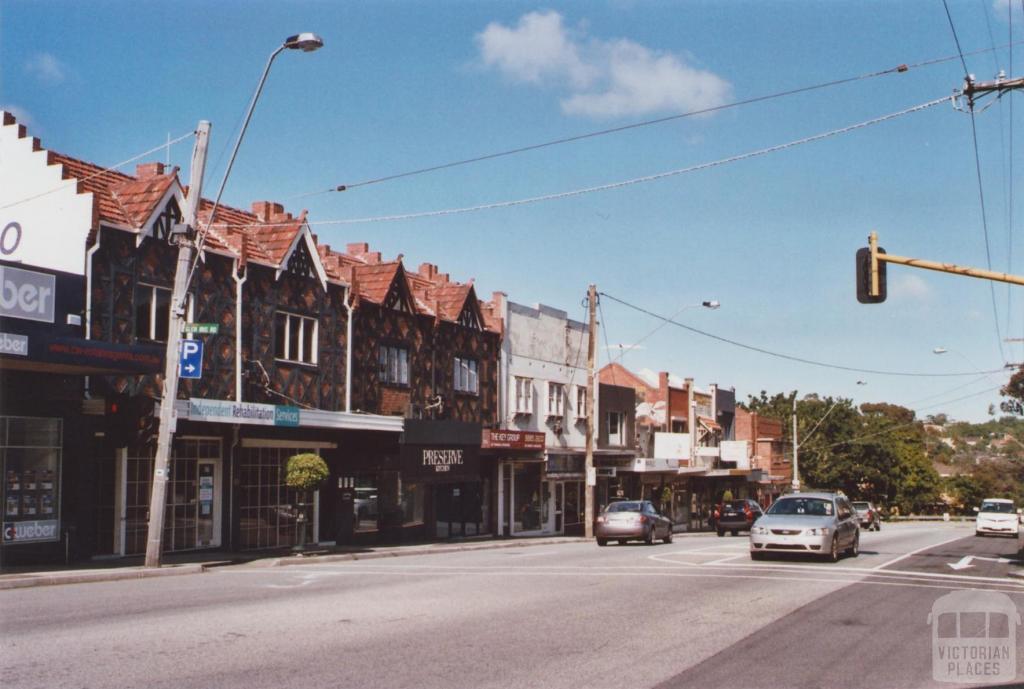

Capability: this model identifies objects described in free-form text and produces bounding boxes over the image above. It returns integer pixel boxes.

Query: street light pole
[143,33,323,568]
[584,284,597,539]
[791,395,799,493]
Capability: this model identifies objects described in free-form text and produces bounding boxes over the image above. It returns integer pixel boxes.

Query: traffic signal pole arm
[859,231,1024,303]
[871,231,1024,288]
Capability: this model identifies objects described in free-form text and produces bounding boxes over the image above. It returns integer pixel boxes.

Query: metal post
[791,395,799,493]
[144,122,210,568]
[584,284,597,538]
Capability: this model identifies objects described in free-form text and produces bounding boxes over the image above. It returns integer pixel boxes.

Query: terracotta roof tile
[110,173,177,228]
[48,152,133,227]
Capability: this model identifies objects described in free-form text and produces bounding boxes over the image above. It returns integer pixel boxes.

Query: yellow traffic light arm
[869,231,1024,290]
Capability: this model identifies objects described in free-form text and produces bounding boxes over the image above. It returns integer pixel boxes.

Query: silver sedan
[749,492,860,562]
[595,500,673,546]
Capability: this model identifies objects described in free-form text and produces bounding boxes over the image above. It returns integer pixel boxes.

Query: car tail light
[639,515,649,524]
[713,509,720,519]
[744,505,753,521]
[867,510,873,519]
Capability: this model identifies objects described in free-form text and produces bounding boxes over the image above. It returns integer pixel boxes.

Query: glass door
[554,482,564,533]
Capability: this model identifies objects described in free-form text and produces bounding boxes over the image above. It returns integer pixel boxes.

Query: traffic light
[105,392,137,447]
[856,246,887,303]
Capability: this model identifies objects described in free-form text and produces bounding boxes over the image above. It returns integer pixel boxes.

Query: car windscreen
[767,497,834,516]
[723,501,747,510]
[606,502,641,513]
[980,501,1016,513]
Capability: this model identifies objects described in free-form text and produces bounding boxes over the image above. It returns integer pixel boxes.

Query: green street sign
[183,323,219,335]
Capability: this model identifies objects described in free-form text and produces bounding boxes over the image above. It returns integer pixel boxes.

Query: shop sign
[3,519,59,544]
[0,331,28,356]
[421,448,464,473]
[481,429,545,450]
[0,265,55,323]
[187,399,300,427]
[632,457,679,472]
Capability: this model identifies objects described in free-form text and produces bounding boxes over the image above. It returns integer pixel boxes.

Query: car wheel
[827,535,840,562]
[848,532,859,557]
[597,538,608,547]
[645,526,655,545]
[618,539,628,545]
[717,529,725,537]
[663,530,673,544]
[731,529,738,537]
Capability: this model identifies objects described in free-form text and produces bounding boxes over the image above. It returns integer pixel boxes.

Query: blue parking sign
[179,339,203,379]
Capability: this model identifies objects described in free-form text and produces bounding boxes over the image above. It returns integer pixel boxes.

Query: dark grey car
[851,501,881,531]
[596,500,673,546]
[716,499,764,536]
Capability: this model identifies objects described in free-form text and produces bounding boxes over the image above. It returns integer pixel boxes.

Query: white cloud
[477,11,731,119]
[25,53,67,85]
[893,273,932,300]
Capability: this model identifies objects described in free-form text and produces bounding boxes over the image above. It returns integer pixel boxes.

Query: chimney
[346,242,369,256]
[251,201,284,222]
[419,263,437,279]
[136,162,166,179]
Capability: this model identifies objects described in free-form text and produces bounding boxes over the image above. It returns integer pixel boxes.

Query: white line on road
[871,534,968,571]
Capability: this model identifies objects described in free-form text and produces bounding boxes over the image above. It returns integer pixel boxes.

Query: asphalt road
[2,522,1023,689]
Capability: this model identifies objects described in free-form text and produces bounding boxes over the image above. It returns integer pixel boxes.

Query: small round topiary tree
[285,453,329,551]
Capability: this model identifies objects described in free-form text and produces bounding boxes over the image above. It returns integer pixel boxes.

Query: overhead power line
[270,96,948,228]
[0,130,196,210]
[285,41,1023,201]
[599,291,1007,378]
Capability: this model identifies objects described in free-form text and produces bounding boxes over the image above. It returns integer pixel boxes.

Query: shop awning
[698,416,721,431]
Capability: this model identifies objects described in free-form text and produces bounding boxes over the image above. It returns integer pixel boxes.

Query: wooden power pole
[584,284,597,539]
[145,122,210,567]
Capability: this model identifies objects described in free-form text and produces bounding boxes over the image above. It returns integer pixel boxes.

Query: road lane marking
[871,533,969,570]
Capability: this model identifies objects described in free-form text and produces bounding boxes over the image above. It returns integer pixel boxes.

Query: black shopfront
[400,419,489,539]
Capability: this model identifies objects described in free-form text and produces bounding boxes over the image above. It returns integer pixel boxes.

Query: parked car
[749,492,860,562]
[975,498,1019,537]
[851,501,881,531]
[715,499,764,536]
[596,500,673,546]
[353,488,378,521]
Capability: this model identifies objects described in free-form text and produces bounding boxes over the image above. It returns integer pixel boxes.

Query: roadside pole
[791,395,799,492]
[144,122,211,568]
[584,284,597,539]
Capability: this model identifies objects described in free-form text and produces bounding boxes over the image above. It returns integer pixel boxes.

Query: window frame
[607,411,625,446]
[514,376,533,415]
[575,386,587,419]
[546,382,565,418]
[378,344,410,386]
[135,283,194,343]
[274,310,319,366]
[453,356,479,395]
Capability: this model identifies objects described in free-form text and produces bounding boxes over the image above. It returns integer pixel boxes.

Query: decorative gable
[274,224,328,290]
[383,265,415,314]
[150,196,183,242]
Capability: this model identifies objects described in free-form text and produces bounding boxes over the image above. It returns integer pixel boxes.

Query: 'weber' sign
[0,265,55,323]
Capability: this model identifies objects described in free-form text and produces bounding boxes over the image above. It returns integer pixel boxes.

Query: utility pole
[144,121,210,568]
[791,395,799,493]
[584,284,597,539]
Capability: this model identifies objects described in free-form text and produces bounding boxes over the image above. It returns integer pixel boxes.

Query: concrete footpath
[0,536,588,590]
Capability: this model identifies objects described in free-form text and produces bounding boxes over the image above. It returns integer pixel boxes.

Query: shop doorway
[434,481,486,538]
[119,438,222,556]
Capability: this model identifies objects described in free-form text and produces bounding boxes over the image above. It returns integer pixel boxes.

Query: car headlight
[805,527,830,536]
[751,526,768,535]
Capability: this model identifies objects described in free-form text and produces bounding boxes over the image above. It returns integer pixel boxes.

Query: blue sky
[3,0,1023,422]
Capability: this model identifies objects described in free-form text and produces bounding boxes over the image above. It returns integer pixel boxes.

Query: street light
[609,299,720,366]
[144,33,323,568]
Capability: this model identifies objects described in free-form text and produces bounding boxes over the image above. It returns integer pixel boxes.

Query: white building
[491,294,594,536]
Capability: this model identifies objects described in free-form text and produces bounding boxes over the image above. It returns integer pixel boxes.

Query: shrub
[285,453,329,491]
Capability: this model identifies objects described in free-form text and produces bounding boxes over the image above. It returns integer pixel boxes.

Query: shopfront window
[238,446,315,550]
[354,475,379,532]
[514,463,543,532]
[400,480,424,526]
[2,417,61,546]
